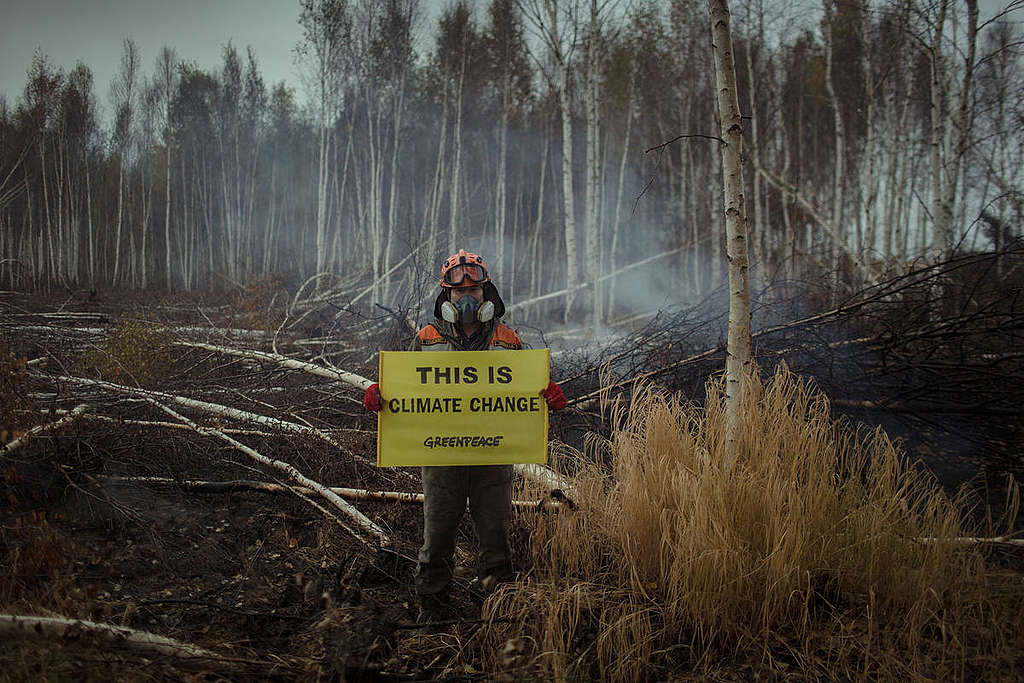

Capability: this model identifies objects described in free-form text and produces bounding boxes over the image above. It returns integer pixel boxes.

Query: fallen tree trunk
[1,324,106,335]
[147,400,390,548]
[505,247,685,315]
[47,373,350,451]
[65,411,275,436]
[516,463,574,494]
[6,312,107,321]
[0,613,220,660]
[1,324,275,338]
[99,475,567,509]
[914,535,1024,547]
[1,404,88,453]
[174,340,372,390]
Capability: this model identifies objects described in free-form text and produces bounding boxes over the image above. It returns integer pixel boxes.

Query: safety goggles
[442,263,488,287]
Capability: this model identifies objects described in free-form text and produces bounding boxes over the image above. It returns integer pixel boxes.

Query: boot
[415,592,453,632]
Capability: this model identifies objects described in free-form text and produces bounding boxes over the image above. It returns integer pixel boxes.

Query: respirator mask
[441,293,495,324]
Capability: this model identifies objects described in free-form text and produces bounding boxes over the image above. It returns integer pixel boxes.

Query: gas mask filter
[441,294,494,324]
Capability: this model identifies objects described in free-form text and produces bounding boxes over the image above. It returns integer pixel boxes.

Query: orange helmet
[440,249,490,288]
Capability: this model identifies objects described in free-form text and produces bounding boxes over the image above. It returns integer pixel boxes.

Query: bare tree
[485,0,531,282]
[934,0,979,261]
[22,51,64,285]
[297,0,349,283]
[154,47,178,289]
[709,0,753,464]
[519,0,580,323]
[109,39,140,286]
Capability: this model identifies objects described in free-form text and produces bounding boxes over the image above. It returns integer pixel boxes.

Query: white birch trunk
[709,0,753,466]
[823,0,845,297]
[893,65,915,263]
[495,75,510,278]
[315,121,330,278]
[164,127,172,288]
[149,400,389,546]
[49,373,350,451]
[449,61,466,254]
[530,130,549,307]
[173,341,372,389]
[1,404,88,453]
[929,0,949,260]
[557,59,578,323]
[382,76,406,303]
[429,90,449,262]
[608,84,634,318]
[102,476,571,509]
[0,614,219,660]
[85,154,95,287]
[861,24,877,270]
[938,0,978,259]
[113,159,124,284]
[364,87,380,304]
[584,0,601,327]
[744,0,765,281]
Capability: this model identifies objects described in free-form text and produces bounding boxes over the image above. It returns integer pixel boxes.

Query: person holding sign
[363,249,566,624]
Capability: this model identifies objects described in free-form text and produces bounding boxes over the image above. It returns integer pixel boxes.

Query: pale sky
[0,0,447,118]
[1,1,303,110]
[1,0,1019,119]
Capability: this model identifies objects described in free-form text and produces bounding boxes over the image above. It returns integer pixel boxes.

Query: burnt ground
[1,287,543,681]
[2,268,1023,680]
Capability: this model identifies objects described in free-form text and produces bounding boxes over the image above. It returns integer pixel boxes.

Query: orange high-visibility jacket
[416,322,522,352]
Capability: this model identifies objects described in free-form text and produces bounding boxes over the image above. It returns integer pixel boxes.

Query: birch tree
[297,0,349,282]
[485,0,531,281]
[155,47,178,289]
[740,0,767,280]
[935,0,979,260]
[109,39,140,286]
[975,17,1024,260]
[928,0,951,262]
[519,0,580,322]
[22,52,64,284]
[822,0,846,297]
[709,0,753,464]
[434,2,476,255]
[583,0,601,327]
[241,47,267,277]
[369,0,414,303]
[60,63,98,286]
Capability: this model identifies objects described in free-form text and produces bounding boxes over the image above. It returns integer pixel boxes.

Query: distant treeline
[0,0,1020,325]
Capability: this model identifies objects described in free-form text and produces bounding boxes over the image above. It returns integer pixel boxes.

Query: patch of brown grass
[0,508,78,609]
[477,365,1023,680]
[231,273,290,331]
[0,344,40,441]
[75,319,171,385]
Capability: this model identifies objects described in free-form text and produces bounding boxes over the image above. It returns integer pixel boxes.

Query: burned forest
[3,0,1024,680]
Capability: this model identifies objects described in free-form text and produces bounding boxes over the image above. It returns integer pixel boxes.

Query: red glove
[363,383,382,412]
[543,380,567,410]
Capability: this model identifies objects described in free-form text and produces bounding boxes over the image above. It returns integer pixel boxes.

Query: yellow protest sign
[376,349,550,467]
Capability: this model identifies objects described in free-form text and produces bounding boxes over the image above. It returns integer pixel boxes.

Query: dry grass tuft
[1,344,41,441]
[478,365,1023,680]
[76,319,171,385]
[232,273,290,330]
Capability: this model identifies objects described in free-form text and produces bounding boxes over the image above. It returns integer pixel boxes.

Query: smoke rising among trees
[0,0,1021,325]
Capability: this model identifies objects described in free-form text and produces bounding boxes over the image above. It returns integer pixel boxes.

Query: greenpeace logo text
[423,435,505,449]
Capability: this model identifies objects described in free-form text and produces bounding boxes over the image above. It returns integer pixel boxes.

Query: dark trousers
[415,464,514,598]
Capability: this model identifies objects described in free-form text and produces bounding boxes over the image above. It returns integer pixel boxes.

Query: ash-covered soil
[1,288,540,680]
